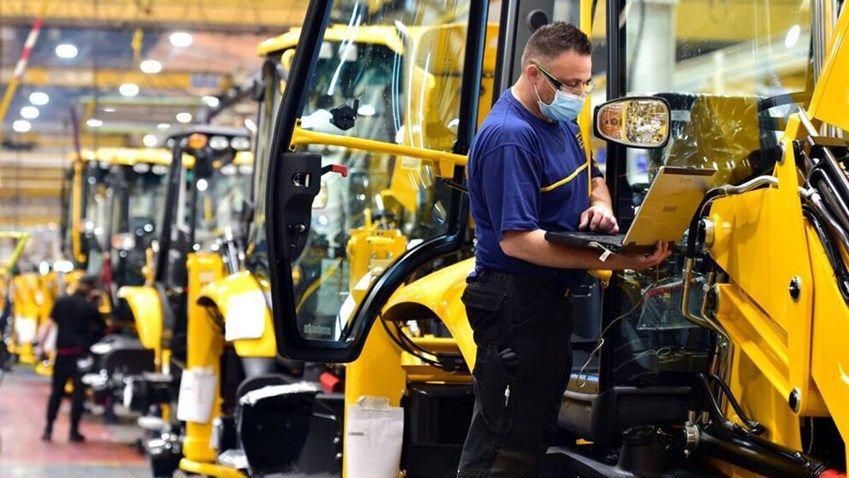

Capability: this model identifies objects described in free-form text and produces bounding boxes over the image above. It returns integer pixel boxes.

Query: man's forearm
[501,230,624,270]
[590,177,612,210]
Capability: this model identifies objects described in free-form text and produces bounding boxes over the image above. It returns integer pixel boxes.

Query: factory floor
[0,365,152,478]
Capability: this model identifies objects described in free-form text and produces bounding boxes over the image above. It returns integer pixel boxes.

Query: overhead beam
[1,66,230,90]
[1,0,306,33]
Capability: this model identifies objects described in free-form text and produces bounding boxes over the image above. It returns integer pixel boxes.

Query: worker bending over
[458,22,670,477]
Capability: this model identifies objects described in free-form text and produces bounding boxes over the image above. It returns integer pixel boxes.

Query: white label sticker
[176,368,217,423]
[224,290,267,342]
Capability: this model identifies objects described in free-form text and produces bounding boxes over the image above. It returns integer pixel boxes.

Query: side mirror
[594,97,670,148]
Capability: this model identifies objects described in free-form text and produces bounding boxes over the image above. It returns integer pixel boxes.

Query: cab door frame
[265,0,491,362]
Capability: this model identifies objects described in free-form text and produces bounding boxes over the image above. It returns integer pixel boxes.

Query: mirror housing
[594,96,671,148]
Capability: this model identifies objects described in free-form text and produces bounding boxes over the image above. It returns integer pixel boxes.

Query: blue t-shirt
[467,89,603,285]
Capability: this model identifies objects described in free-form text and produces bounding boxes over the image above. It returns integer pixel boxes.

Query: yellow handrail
[290,125,467,177]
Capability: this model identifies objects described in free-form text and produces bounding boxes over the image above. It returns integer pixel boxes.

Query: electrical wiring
[378,314,445,369]
[574,277,666,388]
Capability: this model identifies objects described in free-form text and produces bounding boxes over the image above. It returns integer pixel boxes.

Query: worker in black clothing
[40,275,106,442]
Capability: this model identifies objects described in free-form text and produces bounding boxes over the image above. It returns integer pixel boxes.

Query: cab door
[265,0,491,362]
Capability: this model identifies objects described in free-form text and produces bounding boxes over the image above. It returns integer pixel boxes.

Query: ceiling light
[196,178,208,192]
[157,123,171,130]
[12,119,32,133]
[143,134,158,148]
[169,31,193,48]
[139,59,163,74]
[202,95,220,108]
[175,112,192,123]
[119,83,140,97]
[29,91,49,105]
[55,43,78,59]
[87,118,103,128]
[103,106,116,113]
[20,106,39,119]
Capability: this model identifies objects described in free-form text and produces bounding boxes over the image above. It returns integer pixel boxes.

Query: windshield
[110,164,168,287]
[124,166,168,238]
[194,160,253,249]
[584,0,814,387]
[159,149,251,289]
[82,162,111,276]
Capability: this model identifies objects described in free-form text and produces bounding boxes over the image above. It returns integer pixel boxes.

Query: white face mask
[534,83,585,122]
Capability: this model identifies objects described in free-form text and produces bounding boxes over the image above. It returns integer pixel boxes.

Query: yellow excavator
[162,11,503,476]
[248,0,848,477]
[57,147,174,407]
[114,127,253,478]
[1,231,32,368]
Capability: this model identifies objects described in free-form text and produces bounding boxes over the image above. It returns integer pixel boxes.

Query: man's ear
[524,62,537,79]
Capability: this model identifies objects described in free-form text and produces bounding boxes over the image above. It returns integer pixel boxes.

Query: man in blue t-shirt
[457,23,670,477]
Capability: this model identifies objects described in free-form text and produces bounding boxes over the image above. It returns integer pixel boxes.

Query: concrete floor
[0,366,151,478]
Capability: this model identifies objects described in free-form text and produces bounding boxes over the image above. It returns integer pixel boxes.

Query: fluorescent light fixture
[119,83,140,97]
[175,112,192,123]
[157,123,170,130]
[55,43,78,59]
[29,91,49,105]
[103,106,116,113]
[169,31,193,48]
[20,106,39,119]
[139,59,163,74]
[87,118,104,127]
[12,119,31,133]
[143,134,158,147]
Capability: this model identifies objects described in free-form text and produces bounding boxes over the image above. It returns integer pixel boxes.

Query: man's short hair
[78,275,99,290]
[521,22,592,68]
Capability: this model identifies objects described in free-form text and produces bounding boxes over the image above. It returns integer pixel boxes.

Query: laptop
[545,166,716,254]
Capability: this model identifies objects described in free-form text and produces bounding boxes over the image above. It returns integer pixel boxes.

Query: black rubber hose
[802,205,849,300]
[697,426,828,478]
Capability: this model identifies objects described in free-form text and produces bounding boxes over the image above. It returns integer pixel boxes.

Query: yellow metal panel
[182,252,226,464]
[382,258,477,368]
[197,271,276,358]
[807,5,849,131]
[708,127,822,415]
[806,224,849,455]
[117,285,163,359]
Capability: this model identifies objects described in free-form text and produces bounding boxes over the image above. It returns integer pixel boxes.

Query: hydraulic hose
[801,204,849,300]
[685,422,844,478]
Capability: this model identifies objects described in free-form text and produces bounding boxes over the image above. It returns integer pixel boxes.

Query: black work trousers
[457,270,573,478]
[45,355,85,432]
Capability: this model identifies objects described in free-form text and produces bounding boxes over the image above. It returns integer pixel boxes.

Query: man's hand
[614,241,672,271]
[579,204,619,233]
